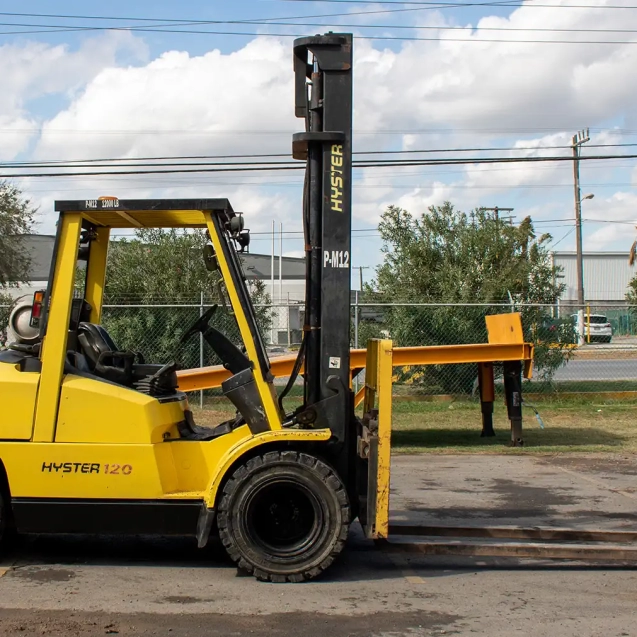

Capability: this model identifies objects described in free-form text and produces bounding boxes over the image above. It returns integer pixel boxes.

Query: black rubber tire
[217,451,350,582]
[0,491,5,546]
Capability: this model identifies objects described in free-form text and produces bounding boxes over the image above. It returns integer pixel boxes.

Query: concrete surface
[1,454,636,636]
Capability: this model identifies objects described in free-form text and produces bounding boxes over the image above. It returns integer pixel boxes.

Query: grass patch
[190,394,637,455]
[389,398,637,454]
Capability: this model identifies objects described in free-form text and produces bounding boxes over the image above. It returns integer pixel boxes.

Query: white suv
[571,314,613,343]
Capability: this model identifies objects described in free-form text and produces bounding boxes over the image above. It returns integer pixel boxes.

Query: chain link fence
[3,299,637,396]
[353,300,637,395]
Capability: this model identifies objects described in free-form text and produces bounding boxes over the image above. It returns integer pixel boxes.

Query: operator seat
[77,323,135,385]
[76,323,178,396]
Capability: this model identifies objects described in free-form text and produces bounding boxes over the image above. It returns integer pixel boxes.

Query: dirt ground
[1,454,636,637]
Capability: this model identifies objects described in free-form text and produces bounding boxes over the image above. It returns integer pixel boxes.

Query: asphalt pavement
[1,454,637,637]
[553,358,637,382]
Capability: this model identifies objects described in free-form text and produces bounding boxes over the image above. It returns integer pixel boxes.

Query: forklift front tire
[217,450,350,582]
[0,492,5,545]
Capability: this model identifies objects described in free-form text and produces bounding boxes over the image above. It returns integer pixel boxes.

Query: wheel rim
[243,478,324,559]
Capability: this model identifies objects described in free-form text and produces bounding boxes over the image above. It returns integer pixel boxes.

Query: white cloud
[585,192,637,251]
[0,32,147,116]
[7,2,637,251]
[0,115,38,160]
[0,32,147,162]
[354,1,637,133]
[35,37,295,161]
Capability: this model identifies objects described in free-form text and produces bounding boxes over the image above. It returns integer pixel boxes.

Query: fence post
[199,290,204,409]
[287,295,291,347]
[354,290,359,350]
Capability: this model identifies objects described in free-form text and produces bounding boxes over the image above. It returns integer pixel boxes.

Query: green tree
[0,181,36,346]
[626,275,637,322]
[100,229,271,369]
[366,203,568,393]
[0,181,35,290]
[0,291,14,347]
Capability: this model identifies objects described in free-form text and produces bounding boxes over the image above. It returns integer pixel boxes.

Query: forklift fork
[362,338,637,562]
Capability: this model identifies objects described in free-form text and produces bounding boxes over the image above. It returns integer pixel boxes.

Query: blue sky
[1,1,636,289]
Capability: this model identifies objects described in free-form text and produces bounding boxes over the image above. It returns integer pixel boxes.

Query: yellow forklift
[3,34,627,582]
[0,34,366,583]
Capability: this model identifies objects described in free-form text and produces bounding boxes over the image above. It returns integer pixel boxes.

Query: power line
[548,227,576,249]
[2,23,635,44]
[584,218,637,225]
[4,152,637,179]
[0,3,544,27]
[0,2,524,39]
[5,141,637,168]
[1,15,636,43]
[284,0,637,7]
[107,217,630,240]
[3,16,637,35]
[3,126,636,136]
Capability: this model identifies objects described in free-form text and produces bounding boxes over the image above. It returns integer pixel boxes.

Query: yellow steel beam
[84,227,110,324]
[177,342,534,393]
[34,213,83,442]
[371,339,392,539]
[205,213,282,430]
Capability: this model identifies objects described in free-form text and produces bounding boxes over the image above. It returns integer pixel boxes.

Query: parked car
[570,313,613,343]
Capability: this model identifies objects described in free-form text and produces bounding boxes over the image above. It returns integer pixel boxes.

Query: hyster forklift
[3,32,633,582]
[0,34,364,582]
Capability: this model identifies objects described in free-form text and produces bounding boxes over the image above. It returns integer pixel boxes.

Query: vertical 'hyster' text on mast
[330,144,344,212]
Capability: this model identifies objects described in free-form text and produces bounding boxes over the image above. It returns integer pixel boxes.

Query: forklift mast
[292,34,354,449]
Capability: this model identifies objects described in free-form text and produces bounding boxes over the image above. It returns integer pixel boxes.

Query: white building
[3,235,306,301]
[552,251,634,305]
[3,234,55,302]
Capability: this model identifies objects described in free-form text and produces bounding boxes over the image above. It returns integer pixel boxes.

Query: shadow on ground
[392,427,628,449]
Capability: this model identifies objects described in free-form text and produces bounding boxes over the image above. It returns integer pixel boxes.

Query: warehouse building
[3,235,305,301]
[552,251,634,305]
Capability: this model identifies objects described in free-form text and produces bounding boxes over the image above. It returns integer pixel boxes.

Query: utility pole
[482,207,514,226]
[572,128,590,346]
[279,222,283,303]
[353,266,370,292]
[270,219,275,344]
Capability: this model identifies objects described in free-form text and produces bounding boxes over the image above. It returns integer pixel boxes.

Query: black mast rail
[292,34,355,480]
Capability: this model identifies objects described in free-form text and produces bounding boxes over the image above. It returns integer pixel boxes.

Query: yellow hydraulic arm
[176,313,534,394]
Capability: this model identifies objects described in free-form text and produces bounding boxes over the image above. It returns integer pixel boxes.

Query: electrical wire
[4,142,637,168]
[3,152,637,179]
[548,227,575,248]
[1,12,636,43]
[0,3,547,29]
[0,2,527,40]
[4,126,636,136]
[4,16,637,36]
[2,23,635,44]
[284,0,637,7]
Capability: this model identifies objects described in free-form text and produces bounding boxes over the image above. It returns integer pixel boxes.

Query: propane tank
[6,296,40,345]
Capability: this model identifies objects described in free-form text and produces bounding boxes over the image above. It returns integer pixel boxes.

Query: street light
[576,190,595,346]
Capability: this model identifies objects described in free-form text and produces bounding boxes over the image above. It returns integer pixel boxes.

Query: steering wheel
[179,304,218,345]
